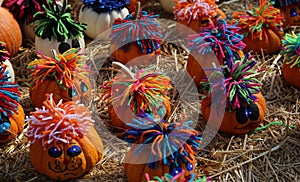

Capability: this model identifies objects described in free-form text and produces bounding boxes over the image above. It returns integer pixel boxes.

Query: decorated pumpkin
[110,5,162,66]
[201,56,266,135]
[281,32,300,89]
[230,0,284,55]
[186,18,246,86]
[33,0,86,57]
[3,0,47,40]
[28,48,91,108]
[124,114,201,182]
[101,63,172,129]
[159,0,176,13]
[78,0,130,39]
[27,94,103,181]
[271,0,300,29]
[0,5,22,56]
[0,41,14,82]
[174,0,226,33]
[0,65,24,143]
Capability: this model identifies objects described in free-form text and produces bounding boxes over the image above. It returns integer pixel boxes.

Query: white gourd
[160,0,176,13]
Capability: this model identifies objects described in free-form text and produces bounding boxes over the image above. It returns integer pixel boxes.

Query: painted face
[234,103,261,131]
[169,162,195,180]
[282,5,300,28]
[44,141,87,180]
[67,76,91,103]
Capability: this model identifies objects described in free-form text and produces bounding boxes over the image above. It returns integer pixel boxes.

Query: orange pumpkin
[186,19,246,86]
[101,63,172,129]
[174,0,226,33]
[202,92,266,134]
[110,4,162,66]
[27,94,103,181]
[28,48,92,108]
[123,115,201,182]
[281,32,300,89]
[231,0,284,55]
[201,58,266,134]
[0,7,22,56]
[0,65,24,143]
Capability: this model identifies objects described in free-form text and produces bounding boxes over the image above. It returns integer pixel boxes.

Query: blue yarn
[81,0,130,13]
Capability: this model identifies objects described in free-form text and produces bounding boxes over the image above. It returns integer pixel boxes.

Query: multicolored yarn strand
[231,0,284,40]
[101,66,171,114]
[33,0,87,41]
[145,171,211,182]
[187,19,246,63]
[26,93,93,148]
[125,113,201,171]
[174,0,218,23]
[81,0,130,13]
[3,0,46,24]
[0,65,20,125]
[111,12,162,54]
[28,48,88,90]
[270,0,300,8]
[281,32,300,68]
[0,42,10,64]
[202,55,262,110]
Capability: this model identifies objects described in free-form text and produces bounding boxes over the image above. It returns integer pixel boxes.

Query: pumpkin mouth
[48,158,83,173]
[234,121,260,130]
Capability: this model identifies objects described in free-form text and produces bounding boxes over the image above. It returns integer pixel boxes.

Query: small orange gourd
[0,65,24,143]
[27,94,103,181]
[28,48,92,108]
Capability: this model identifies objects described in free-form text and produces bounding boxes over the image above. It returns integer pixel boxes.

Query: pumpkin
[159,0,176,13]
[123,114,201,182]
[101,62,172,129]
[32,0,86,57]
[3,0,46,40]
[78,0,130,39]
[174,0,226,33]
[271,0,300,29]
[201,57,266,135]
[27,94,103,181]
[0,65,24,143]
[110,5,162,66]
[186,19,246,86]
[281,32,300,89]
[28,48,92,108]
[0,6,22,56]
[230,0,284,55]
[0,41,15,82]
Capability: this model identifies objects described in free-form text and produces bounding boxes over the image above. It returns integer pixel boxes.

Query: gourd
[124,114,201,181]
[231,0,284,55]
[28,48,91,108]
[78,0,130,39]
[101,62,172,129]
[186,19,246,86]
[281,32,300,89]
[0,65,24,144]
[201,57,267,134]
[27,94,103,181]
[33,0,86,57]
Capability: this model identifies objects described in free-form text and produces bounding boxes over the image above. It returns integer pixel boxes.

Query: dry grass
[0,0,299,181]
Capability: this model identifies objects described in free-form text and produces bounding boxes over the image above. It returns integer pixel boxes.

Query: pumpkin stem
[134,1,141,20]
[112,62,134,79]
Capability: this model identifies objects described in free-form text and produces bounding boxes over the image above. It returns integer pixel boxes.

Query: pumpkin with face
[33,0,86,57]
[0,65,24,143]
[101,63,172,129]
[186,19,246,86]
[124,114,201,182]
[174,0,226,33]
[27,94,104,181]
[281,32,300,89]
[110,8,162,66]
[28,48,91,108]
[201,57,266,134]
[231,0,284,55]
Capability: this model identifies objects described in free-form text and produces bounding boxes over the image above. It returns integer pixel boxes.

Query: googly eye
[72,39,80,48]
[67,145,82,157]
[170,167,183,176]
[68,87,78,98]
[80,82,88,93]
[48,146,63,158]
[58,42,71,54]
[248,103,260,121]
[186,163,194,171]
[290,8,298,17]
[236,105,248,124]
